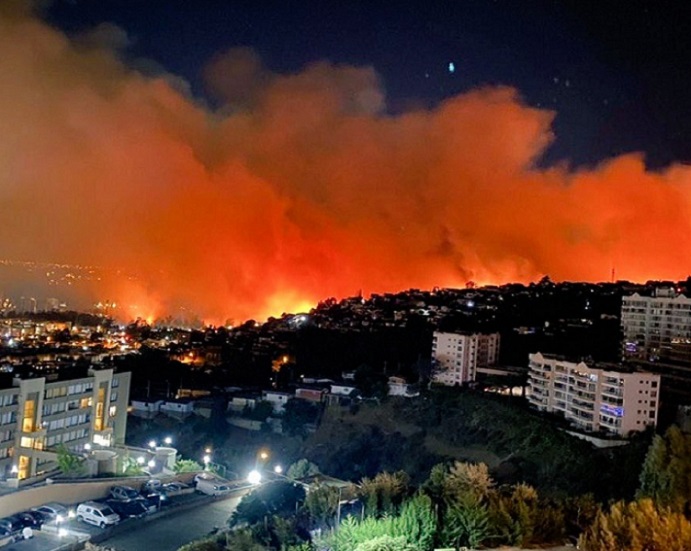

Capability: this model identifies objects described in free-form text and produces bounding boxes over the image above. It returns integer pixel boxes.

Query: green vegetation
[174,458,204,473]
[579,499,691,551]
[636,424,691,511]
[56,444,86,477]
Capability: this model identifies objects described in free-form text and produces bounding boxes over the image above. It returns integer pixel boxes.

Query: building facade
[0,368,130,481]
[528,352,659,436]
[621,289,691,403]
[432,331,500,386]
[621,289,691,363]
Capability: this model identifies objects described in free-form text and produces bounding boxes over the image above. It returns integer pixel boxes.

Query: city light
[274,464,283,474]
[148,459,156,468]
[247,470,262,484]
[164,436,173,445]
[148,440,157,449]
[137,456,146,465]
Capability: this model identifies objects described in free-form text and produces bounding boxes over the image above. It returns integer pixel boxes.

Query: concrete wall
[0,475,151,516]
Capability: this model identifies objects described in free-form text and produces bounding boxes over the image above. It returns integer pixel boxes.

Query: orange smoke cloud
[2,5,691,323]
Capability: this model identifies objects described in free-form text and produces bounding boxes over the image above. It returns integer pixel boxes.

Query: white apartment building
[528,352,659,436]
[0,368,130,481]
[432,331,500,386]
[621,289,691,362]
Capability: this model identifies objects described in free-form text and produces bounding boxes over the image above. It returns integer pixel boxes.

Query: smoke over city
[2,4,691,323]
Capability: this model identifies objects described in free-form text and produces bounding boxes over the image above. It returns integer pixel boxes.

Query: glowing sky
[2,2,691,323]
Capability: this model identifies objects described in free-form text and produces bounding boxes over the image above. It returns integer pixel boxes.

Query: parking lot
[102,493,244,551]
[1,478,249,551]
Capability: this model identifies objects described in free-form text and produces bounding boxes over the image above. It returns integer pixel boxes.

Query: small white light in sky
[448,62,455,73]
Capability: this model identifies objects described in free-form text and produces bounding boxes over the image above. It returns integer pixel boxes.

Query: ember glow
[2,5,691,323]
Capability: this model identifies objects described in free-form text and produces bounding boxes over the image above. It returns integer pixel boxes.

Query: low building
[330,384,357,396]
[262,390,292,413]
[295,387,327,402]
[0,367,130,481]
[130,399,163,414]
[387,376,419,398]
[528,352,660,436]
[159,398,195,416]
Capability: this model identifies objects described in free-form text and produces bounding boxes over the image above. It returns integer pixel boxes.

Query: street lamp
[247,470,262,484]
[259,451,269,461]
[274,465,283,475]
[164,436,173,445]
[148,440,157,449]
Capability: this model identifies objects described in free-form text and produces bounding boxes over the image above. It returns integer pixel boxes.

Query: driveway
[100,494,243,551]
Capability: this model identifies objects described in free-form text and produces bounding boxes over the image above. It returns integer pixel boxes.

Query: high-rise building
[432,331,500,386]
[621,288,691,403]
[0,368,130,481]
[528,352,659,436]
[621,288,691,362]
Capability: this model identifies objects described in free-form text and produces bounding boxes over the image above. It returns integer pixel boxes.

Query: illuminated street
[102,495,243,551]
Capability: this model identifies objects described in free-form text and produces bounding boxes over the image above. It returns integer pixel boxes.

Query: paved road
[101,495,243,551]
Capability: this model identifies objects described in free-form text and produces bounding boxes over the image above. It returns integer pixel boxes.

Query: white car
[195,478,231,496]
[76,502,120,528]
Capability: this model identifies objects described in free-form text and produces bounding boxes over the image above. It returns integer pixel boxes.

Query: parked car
[196,478,231,496]
[194,472,215,485]
[16,511,45,529]
[0,515,24,537]
[161,481,193,497]
[109,486,140,501]
[30,503,70,522]
[105,499,148,519]
[140,489,167,510]
[76,502,120,528]
[141,479,162,492]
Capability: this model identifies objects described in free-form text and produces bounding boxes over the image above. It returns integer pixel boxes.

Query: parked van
[195,478,231,496]
[75,502,120,528]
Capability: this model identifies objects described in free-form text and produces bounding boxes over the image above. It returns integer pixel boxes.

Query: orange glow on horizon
[3,7,691,324]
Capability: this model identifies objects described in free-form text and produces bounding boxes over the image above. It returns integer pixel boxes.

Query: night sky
[3,1,691,322]
[47,0,691,168]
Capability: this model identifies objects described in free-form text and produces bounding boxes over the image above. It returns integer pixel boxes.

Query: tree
[56,444,86,477]
[282,399,320,438]
[174,458,203,473]
[245,401,274,422]
[353,536,415,551]
[637,424,691,512]
[304,484,340,528]
[441,498,492,549]
[425,461,494,506]
[230,481,306,527]
[358,471,410,516]
[287,459,320,480]
[579,498,691,551]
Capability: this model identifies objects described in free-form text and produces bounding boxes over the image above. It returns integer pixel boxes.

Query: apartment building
[432,331,500,386]
[0,368,130,481]
[621,288,691,362]
[620,288,691,403]
[528,352,659,436]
